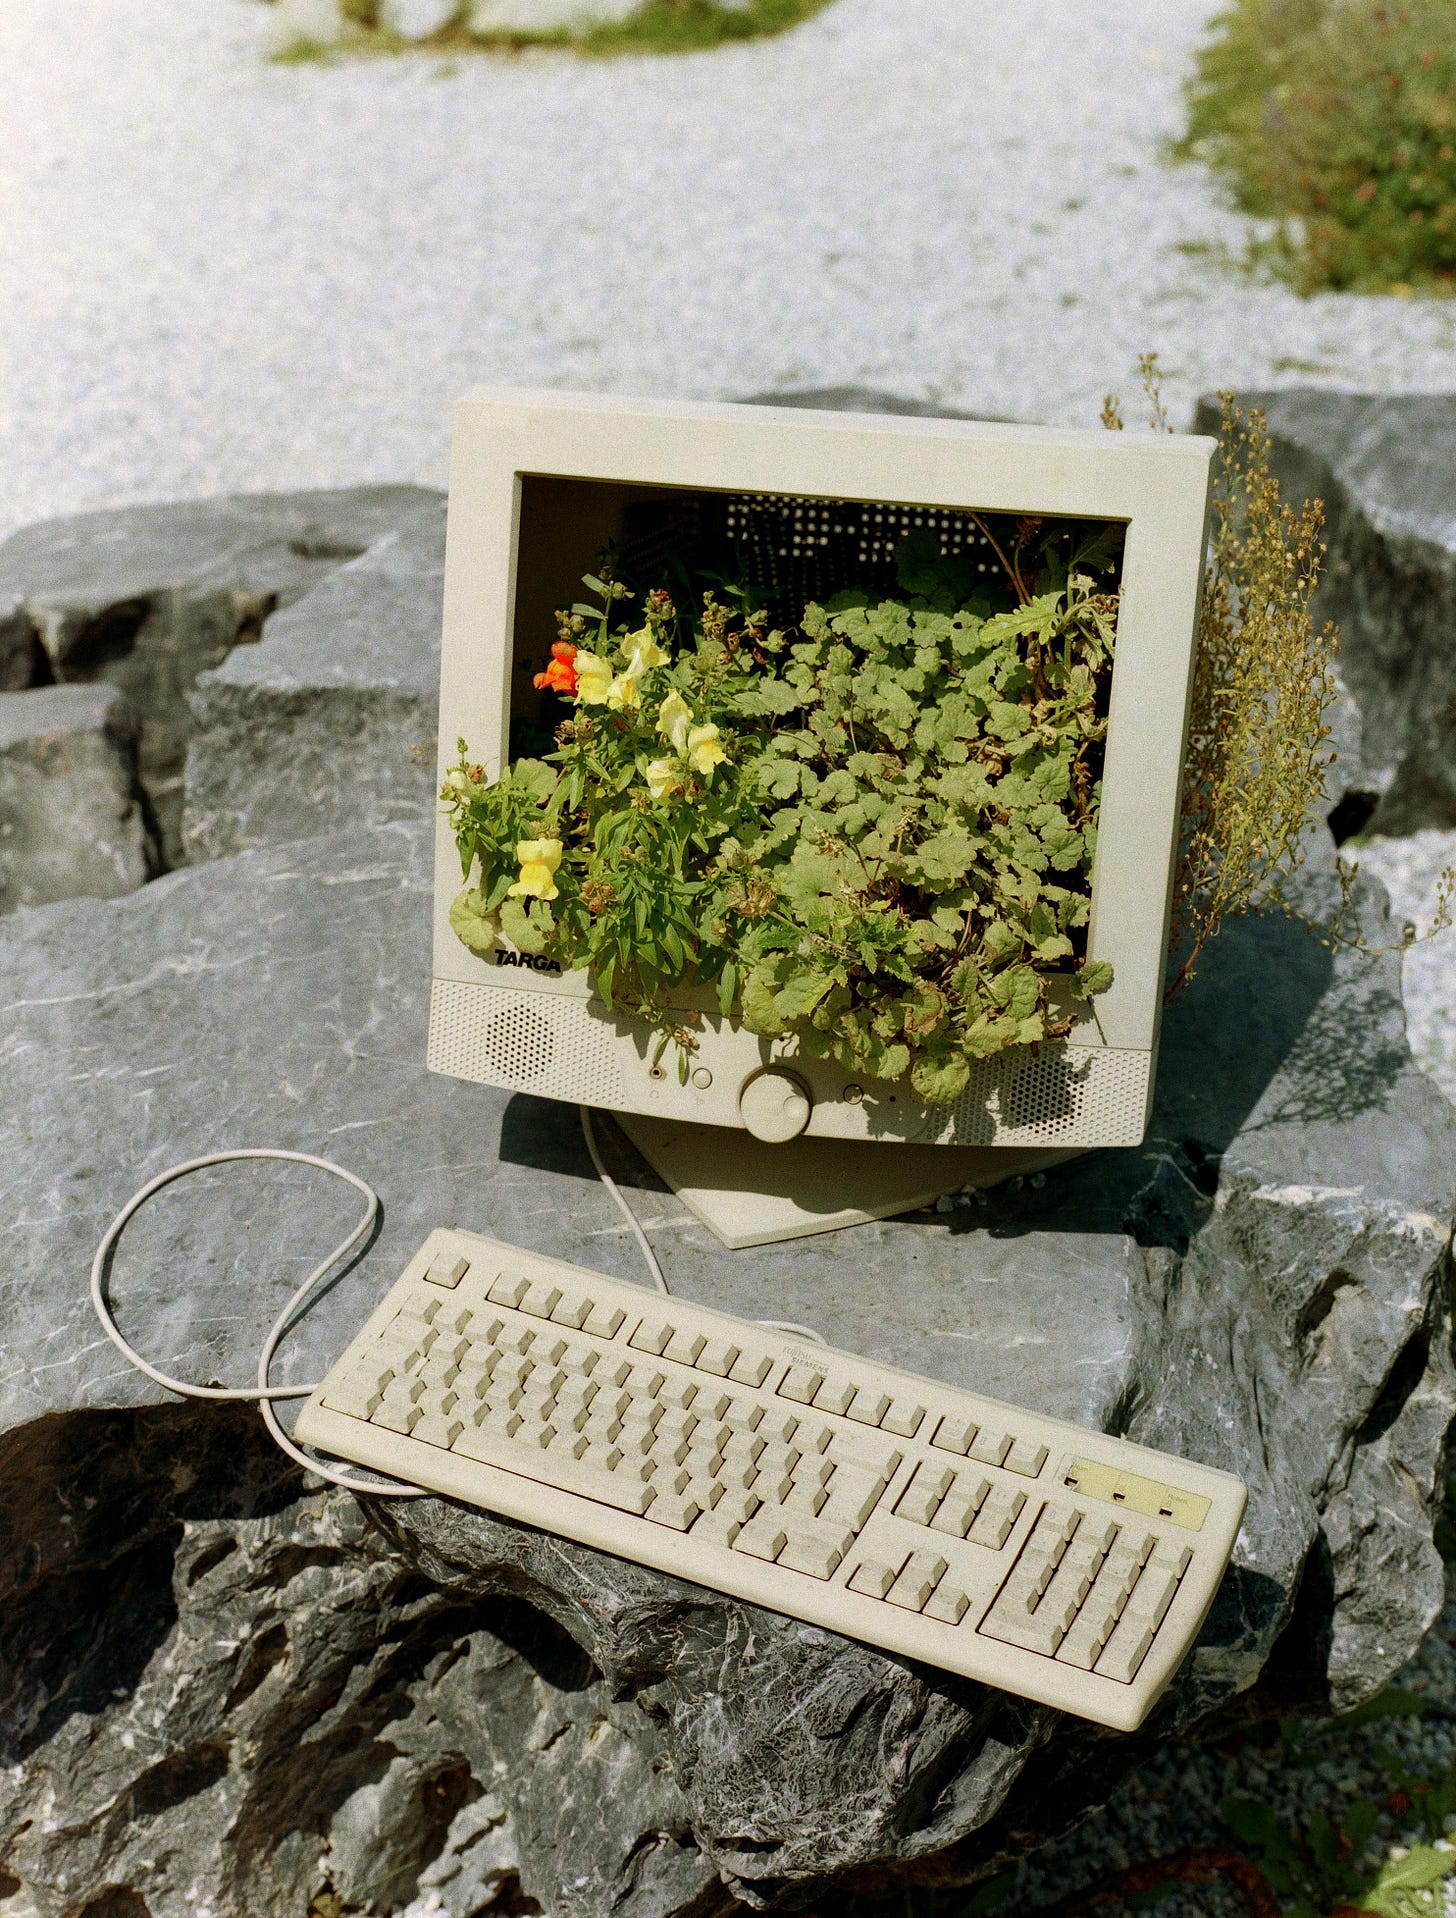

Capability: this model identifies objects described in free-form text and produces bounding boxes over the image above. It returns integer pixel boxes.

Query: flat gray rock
[2,812,1451,1912]
[1193,390,1456,835]
[183,495,446,862]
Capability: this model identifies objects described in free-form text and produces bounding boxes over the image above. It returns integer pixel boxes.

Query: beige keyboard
[295,1230,1246,1730]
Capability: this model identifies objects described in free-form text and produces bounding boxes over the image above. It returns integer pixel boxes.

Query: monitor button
[738,1068,813,1143]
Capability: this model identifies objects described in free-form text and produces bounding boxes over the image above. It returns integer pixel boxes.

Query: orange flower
[533,641,578,695]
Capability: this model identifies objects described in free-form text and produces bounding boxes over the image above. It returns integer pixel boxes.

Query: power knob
[738,1067,813,1144]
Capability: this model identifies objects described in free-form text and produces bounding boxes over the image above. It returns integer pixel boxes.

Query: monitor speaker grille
[430,981,624,1105]
[943,1045,1151,1147]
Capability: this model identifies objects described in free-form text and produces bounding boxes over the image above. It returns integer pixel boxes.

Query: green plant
[444,524,1122,1103]
[1103,364,1339,997]
[1176,0,1456,294]
[270,0,835,61]
[1107,357,1454,993]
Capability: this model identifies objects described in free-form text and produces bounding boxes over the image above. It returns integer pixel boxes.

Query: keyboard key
[647,1490,703,1532]
[322,1375,384,1419]
[896,1463,954,1526]
[734,1510,789,1562]
[696,1337,739,1377]
[1150,1539,1193,1577]
[847,1387,890,1427]
[696,1489,759,1547]
[968,1486,1025,1549]
[1005,1439,1049,1477]
[813,1377,856,1416]
[664,1329,706,1365]
[759,1409,799,1446]
[777,1519,854,1580]
[729,1351,772,1387]
[931,1413,976,1456]
[779,1363,824,1403]
[968,1427,1011,1467]
[887,1550,948,1612]
[822,1467,889,1530]
[784,1479,828,1517]
[488,1274,530,1308]
[424,1253,469,1289]
[828,1430,901,1476]
[924,1582,970,1625]
[1095,1616,1156,1684]
[373,1400,421,1434]
[882,1398,926,1438]
[721,1396,763,1433]
[692,1386,731,1421]
[550,1290,592,1329]
[848,1553,909,1599]
[1055,1606,1120,1671]
[1124,1566,1179,1630]
[930,1485,986,1539]
[629,1320,672,1356]
[520,1281,562,1319]
[582,1301,625,1338]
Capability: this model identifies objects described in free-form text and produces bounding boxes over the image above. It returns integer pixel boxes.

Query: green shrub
[1178,0,1456,294]
[444,525,1122,1104]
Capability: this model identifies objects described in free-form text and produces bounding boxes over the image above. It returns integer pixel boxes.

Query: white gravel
[6,0,1456,541]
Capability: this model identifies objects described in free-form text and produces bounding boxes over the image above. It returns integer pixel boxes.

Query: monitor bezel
[434,388,1214,1068]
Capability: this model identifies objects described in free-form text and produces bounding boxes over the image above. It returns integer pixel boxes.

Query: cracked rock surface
[0,486,437,872]
[1,809,1451,1913]
[0,683,151,913]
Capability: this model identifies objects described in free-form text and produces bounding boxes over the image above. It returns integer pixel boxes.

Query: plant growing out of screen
[1106,354,1454,993]
[443,524,1121,1103]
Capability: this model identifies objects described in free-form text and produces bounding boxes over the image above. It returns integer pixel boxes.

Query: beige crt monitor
[429,388,1215,1244]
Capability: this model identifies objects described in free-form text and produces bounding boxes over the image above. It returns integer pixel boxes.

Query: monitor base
[616,1114,1081,1249]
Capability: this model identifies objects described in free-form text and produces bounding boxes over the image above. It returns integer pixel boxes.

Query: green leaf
[1070,959,1114,1000]
[499,898,547,954]
[911,1050,971,1103]
[987,964,1040,1022]
[757,758,802,800]
[448,888,500,957]
[741,969,785,1035]
[773,970,837,1023]
[908,827,982,887]
[1359,1843,1456,1915]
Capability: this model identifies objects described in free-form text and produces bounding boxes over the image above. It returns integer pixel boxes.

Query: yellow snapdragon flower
[644,758,682,800]
[657,689,692,754]
[687,723,727,778]
[572,651,614,704]
[619,629,670,673]
[507,837,563,901]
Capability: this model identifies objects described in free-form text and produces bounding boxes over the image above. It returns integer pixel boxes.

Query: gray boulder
[0,487,439,870]
[182,495,446,863]
[1192,390,1456,836]
[1,810,1451,1913]
[0,684,152,912]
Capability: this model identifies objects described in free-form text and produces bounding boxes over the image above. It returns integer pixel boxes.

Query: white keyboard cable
[88,1125,822,1499]
[577,1108,825,1347]
[90,1149,424,1497]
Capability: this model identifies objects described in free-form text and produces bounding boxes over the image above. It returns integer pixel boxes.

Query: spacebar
[449,1421,655,1515]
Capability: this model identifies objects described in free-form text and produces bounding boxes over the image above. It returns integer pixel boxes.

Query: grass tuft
[270,0,835,61]
[1175,0,1456,296]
